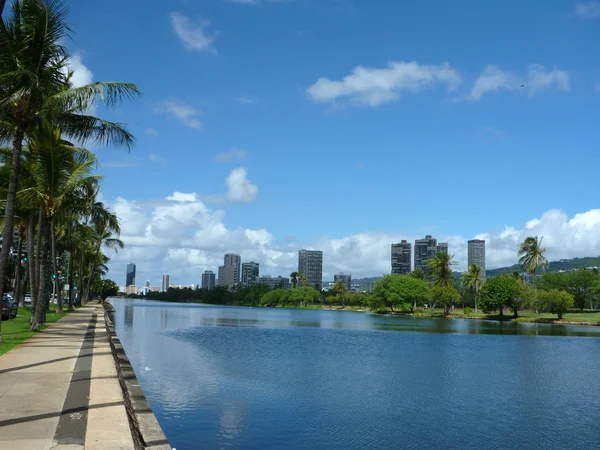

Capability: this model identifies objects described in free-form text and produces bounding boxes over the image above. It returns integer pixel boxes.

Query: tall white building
[223,253,241,284]
[162,274,170,292]
[241,262,259,287]
[217,266,235,290]
[468,239,486,276]
[298,249,323,290]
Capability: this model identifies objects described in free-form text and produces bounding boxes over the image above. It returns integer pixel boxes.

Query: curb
[103,302,171,450]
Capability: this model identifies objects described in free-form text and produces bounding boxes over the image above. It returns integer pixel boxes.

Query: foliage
[538,270,600,310]
[370,274,430,313]
[479,274,519,316]
[536,289,574,319]
[431,285,459,316]
[464,306,473,316]
[461,264,485,312]
[260,286,321,307]
[92,279,119,300]
[486,256,600,278]
[518,236,548,285]
[427,252,458,288]
[331,279,348,306]
[410,268,425,280]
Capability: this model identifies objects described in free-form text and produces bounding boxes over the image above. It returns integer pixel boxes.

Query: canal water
[111,300,600,450]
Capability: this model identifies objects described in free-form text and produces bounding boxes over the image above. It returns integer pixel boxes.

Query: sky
[41,0,600,286]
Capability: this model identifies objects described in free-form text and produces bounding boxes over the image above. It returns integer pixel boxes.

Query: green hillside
[486,256,600,277]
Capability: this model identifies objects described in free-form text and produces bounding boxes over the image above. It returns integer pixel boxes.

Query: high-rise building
[241,262,260,287]
[217,265,235,290]
[298,249,323,290]
[126,263,136,287]
[162,274,170,292]
[224,253,241,283]
[391,240,412,274]
[256,276,290,290]
[414,236,438,274]
[202,270,216,290]
[468,239,486,276]
[334,273,352,290]
[437,242,449,255]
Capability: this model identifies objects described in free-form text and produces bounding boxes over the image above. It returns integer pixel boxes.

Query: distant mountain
[486,256,600,278]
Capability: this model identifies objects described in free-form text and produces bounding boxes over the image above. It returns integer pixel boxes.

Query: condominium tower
[126,263,136,287]
[298,249,323,290]
[414,236,448,274]
[241,262,260,286]
[202,270,216,290]
[468,239,486,276]
[162,274,170,292]
[391,240,411,274]
[334,273,352,290]
[224,253,241,283]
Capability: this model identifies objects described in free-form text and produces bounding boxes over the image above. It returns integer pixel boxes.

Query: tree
[290,271,298,289]
[371,274,430,313]
[410,268,425,280]
[0,0,140,323]
[427,252,458,288]
[298,271,308,287]
[431,285,459,316]
[331,279,348,307]
[461,264,485,313]
[537,289,574,320]
[92,279,118,301]
[478,274,519,317]
[518,236,548,287]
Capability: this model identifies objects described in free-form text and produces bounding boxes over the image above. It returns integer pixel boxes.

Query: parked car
[1,295,17,320]
[24,294,32,306]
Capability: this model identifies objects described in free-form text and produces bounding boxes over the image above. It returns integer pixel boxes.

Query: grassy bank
[0,305,71,356]
[412,308,600,325]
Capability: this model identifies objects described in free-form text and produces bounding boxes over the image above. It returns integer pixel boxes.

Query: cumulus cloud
[573,2,600,18]
[65,53,93,88]
[144,128,159,136]
[226,167,258,203]
[306,60,462,107]
[214,148,247,163]
[170,12,217,54]
[467,64,570,100]
[105,205,600,287]
[153,98,202,129]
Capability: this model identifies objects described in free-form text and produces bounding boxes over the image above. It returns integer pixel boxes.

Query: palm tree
[461,264,485,313]
[518,236,548,287]
[331,279,347,308]
[410,268,425,280]
[298,271,309,287]
[290,271,298,289]
[0,0,140,310]
[427,252,458,288]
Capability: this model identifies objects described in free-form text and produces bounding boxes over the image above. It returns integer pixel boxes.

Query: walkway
[0,303,134,450]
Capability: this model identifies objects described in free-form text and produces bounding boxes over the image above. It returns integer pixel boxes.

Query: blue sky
[50,0,600,285]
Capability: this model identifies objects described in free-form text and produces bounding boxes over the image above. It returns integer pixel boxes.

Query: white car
[24,294,32,306]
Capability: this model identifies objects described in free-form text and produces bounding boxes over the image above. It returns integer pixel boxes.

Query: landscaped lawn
[0,305,71,356]
[415,308,600,324]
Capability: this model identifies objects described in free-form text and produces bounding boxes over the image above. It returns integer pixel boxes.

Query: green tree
[298,271,309,287]
[371,274,430,313]
[427,252,458,288]
[290,271,299,288]
[410,268,425,280]
[537,289,574,319]
[518,236,548,287]
[479,274,519,317]
[92,279,119,300]
[431,285,460,316]
[331,279,347,307]
[0,0,140,318]
[461,264,485,313]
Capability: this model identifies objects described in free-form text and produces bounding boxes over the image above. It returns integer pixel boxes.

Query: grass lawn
[413,308,600,325]
[0,305,71,356]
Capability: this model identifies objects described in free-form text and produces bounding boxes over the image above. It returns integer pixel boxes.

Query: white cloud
[105,203,600,286]
[144,128,159,136]
[238,97,254,104]
[153,98,203,129]
[148,153,167,166]
[467,64,570,101]
[573,2,600,18]
[65,53,93,88]
[214,148,247,163]
[226,167,258,203]
[170,12,217,54]
[306,60,462,107]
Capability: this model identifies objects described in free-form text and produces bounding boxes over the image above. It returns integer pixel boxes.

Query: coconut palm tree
[0,0,140,311]
[427,252,458,288]
[290,271,298,289]
[461,264,485,313]
[518,236,548,287]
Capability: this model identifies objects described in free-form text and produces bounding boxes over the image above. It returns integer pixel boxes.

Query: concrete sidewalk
[0,303,134,450]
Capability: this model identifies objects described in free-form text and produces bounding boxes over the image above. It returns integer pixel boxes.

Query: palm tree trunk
[83,244,101,303]
[78,251,84,305]
[0,128,25,305]
[34,209,43,303]
[68,220,74,311]
[50,217,63,314]
[20,267,29,308]
[31,218,49,332]
[13,227,24,306]
[27,212,38,314]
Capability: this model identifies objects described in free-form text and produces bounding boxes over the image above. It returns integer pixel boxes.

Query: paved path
[0,303,134,450]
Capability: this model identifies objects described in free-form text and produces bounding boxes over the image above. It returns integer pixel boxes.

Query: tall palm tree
[461,264,485,313]
[518,236,548,287]
[427,252,458,288]
[0,0,140,311]
[290,272,298,288]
